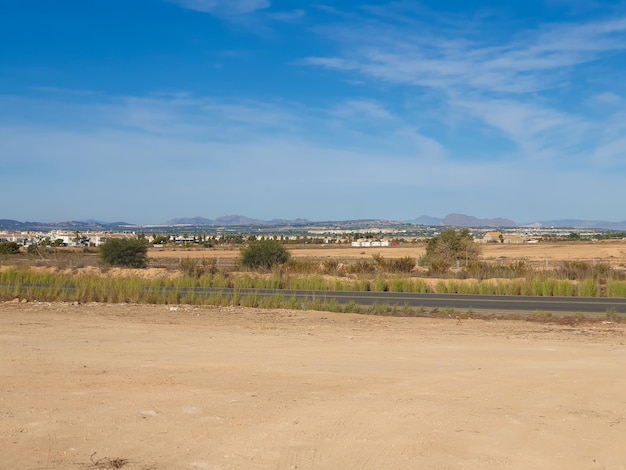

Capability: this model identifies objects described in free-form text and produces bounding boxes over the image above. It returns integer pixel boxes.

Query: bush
[387,256,415,273]
[320,258,339,274]
[0,242,20,254]
[100,238,148,268]
[179,257,218,277]
[285,258,317,273]
[423,228,480,273]
[345,259,376,274]
[240,239,290,270]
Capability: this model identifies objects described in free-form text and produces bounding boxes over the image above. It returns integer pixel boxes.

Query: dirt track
[2,302,626,469]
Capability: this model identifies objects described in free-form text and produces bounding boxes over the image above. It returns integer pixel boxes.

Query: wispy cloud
[332,99,394,121]
[168,0,270,17]
[591,92,623,105]
[4,2,626,223]
[302,5,626,170]
[306,13,626,95]
[453,98,589,162]
[0,90,470,221]
[167,0,303,33]
[268,9,305,23]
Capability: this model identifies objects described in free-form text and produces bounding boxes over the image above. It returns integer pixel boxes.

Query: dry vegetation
[2,241,626,308]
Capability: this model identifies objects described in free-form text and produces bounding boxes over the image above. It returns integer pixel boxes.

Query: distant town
[2,215,624,249]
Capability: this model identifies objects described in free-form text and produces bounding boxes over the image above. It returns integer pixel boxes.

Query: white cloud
[454,98,589,161]
[168,0,270,16]
[306,15,626,95]
[333,99,394,121]
[268,9,305,22]
[592,92,622,105]
[2,75,625,222]
[301,6,626,171]
[0,91,457,222]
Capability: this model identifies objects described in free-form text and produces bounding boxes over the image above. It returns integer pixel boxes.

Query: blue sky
[1,0,626,224]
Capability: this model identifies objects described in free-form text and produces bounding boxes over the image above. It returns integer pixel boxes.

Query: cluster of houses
[480,231,531,244]
[349,232,530,247]
[0,231,134,248]
[1,229,536,249]
[351,240,393,247]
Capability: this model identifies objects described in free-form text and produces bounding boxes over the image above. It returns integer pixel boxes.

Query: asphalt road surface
[152,287,626,315]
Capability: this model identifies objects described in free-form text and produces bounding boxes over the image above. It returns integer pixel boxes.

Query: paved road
[151,287,626,315]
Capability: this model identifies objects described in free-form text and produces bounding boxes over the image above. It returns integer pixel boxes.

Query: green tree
[100,237,149,268]
[152,235,169,245]
[422,228,480,273]
[240,239,291,270]
[0,241,20,254]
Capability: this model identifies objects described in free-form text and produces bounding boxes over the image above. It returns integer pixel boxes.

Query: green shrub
[240,239,290,270]
[99,237,148,268]
[423,228,480,273]
[0,242,20,254]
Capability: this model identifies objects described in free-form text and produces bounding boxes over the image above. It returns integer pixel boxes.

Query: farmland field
[147,240,626,265]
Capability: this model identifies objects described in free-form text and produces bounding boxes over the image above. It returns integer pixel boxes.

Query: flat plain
[2,240,626,469]
[148,239,626,266]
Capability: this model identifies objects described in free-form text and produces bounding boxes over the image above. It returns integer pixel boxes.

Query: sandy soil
[2,302,625,469]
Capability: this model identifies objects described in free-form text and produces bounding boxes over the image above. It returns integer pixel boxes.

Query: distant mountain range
[523,219,626,230]
[2,214,626,231]
[167,213,523,228]
[406,213,518,227]
[406,215,626,230]
[164,215,312,226]
[0,219,135,232]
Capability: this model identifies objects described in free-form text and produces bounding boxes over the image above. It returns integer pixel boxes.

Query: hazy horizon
[3,212,626,228]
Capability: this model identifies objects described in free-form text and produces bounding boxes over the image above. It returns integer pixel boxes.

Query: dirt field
[2,302,625,469]
[148,240,626,267]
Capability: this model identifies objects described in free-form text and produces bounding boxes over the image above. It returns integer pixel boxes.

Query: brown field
[3,240,625,271]
[2,301,626,469]
[148,240,626,267]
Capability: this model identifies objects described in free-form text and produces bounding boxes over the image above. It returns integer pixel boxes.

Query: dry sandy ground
[2,302,626,470]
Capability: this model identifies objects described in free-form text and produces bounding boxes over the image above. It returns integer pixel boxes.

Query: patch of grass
[607,280,626,297]
[531,310,553,321]
[2,267,625,324]
[606,307,619,320]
